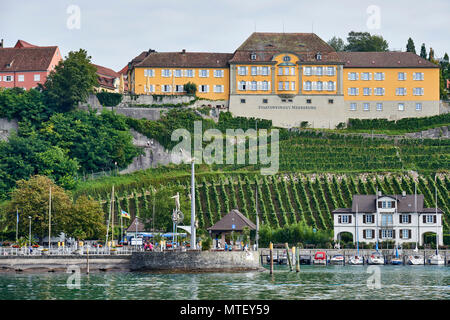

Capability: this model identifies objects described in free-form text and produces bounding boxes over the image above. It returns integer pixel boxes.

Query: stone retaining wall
[130,251,262,272]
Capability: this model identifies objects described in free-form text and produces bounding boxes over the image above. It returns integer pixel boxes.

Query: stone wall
[130,250,262,272]
[0,118,18,141]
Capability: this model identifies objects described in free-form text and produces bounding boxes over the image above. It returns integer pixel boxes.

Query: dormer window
[250,53,257,60]
[283,55,291,62]
[378,200,395,209]
[316,52,322,60]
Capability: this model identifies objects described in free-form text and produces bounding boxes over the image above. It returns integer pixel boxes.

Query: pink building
[0,40,62,90]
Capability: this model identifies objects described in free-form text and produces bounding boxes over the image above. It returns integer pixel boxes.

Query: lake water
[0,265,448,300]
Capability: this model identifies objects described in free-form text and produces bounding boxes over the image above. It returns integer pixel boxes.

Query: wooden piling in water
[295,247,300,272]
[269,242,273,275]
[285,243,293,271]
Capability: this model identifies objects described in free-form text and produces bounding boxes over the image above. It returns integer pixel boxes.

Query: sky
[1,0,449,71]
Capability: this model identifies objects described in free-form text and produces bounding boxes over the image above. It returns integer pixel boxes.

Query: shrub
[96,91,123,106]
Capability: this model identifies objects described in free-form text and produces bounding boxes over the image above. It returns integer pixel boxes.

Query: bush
[96,91,123,106]
[184,82,197,95]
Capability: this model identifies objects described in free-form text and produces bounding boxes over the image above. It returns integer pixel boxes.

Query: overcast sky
[2,0,449,71]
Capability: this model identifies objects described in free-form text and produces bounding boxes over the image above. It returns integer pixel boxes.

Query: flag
[121,210,130,219]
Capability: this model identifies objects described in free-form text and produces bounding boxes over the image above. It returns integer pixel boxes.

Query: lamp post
[28,216,32,248]
[190,158,196,250]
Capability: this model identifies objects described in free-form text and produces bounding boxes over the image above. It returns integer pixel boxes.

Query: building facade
[126,33,440,128]
[0,40,62,90]
[333,193,444,246]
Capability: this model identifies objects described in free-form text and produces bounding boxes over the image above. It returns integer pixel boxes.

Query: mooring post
[295,247,300,272]
[269,242,274,275]
[285,243,292,271]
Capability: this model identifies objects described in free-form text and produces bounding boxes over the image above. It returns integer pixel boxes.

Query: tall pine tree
[406,38,416,53]
[420,43,427,58]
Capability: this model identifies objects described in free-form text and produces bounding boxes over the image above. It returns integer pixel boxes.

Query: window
[238,66,247,76]
[327,67,335,76]
[162,84,171,92]
[381,201,394,209]
[144,69,155,77]
[174,69,182,78]
[288,99,293,102]
[304,67,312,76]
[284,81,289,91]
[278,67,283,76]
[363,103,370,111]
[199,70,208,78]
[317,81,323,91]
[424,215,435,223]
[416,103,422,111]
[328,99,333,104]
[361,72,371,81]
[283,55,291,62]
[374,72,385,81]
[401,215,411,224]
[18,75,24,82]
[374,87,384,96]
[348,88,358,96]
[364,229,374,239]
[398,103,405,111]
[290,81,295,91]
[339,215,352,224]
[381,214,393,227]
[316,67,323,76]
[327,81,334,91]
[214,70,224,78]
[304,81,312,91]
[398,72,406,81]
[262,99,268,104]
[316,52,322,60]
[381,229,394,239]
[251,66,257,76]
[261,67,269,76]
[175,85,184,92]
[239,81,246,91]
[290,67,295,76]
[413,72,424,81]
[186,69,194,77]
[4,75,13,82]
[376,103,383,111]
[251,81,257,91]
[396,88,406,96]
[363,88,371,96]
[348,72,358,81]
[364,214,374,224]
[213,85,224,93]
[162,69,170,77]
[306,99,312,104]
[34,74,40,81]
[284,67,289,76]
[278,81,283,91]
[262,81,269,91]
[401,229,411,239]
[250,53,257,60]
[350,103,357,111]
[281,99,286,102]
[240,99,246,103]
[413,88,424,96]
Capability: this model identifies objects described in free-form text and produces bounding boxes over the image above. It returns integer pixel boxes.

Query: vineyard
[87,172,450,233]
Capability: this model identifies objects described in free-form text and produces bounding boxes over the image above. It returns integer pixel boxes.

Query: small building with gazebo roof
[207,209,256,248]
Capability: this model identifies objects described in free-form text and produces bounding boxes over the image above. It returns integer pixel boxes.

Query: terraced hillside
[87,173,450,232]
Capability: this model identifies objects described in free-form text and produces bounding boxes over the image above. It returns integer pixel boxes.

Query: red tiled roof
[0,46,58,72]
[14,40,38,48]
[92,63,119,78]
[137,51,233,68]
[118,65,128,75]
[207,209,256,232]
[230,32,341,63]
[337,51,439,68]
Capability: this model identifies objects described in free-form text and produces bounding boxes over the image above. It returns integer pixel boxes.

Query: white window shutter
[333,67,336,76]
[207,70,210,77]
[382,73,385,80]
[312,81,317,90]
[356,88,359,95]
[369,73,372,80]
[348,87,351,95]
[356,73,359,80]
[413,73,416,81]
[169,70,172,77]
[404,88,407,95]
[404,73,407,80]
[369,88,372,95]
[348,72,351,80]
[161,69,164,77]
[333,81,336,90]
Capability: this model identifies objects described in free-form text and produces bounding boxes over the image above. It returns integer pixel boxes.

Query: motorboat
[313,251,327,265]
[266,252,287,265]
[407,255,424,265]
[428,253,445,265]
[329,254,345,265]
[367,252,384,265]
[348,255,364,265]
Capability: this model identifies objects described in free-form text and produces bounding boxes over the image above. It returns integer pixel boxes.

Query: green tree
[42,49,98,112]
[406,37,416,53]
[428,47,435,62]
[184,82,197,95]
[420,43,427,58]
[327,36,345,52]
[67,195,106,240]
[345,31,388,52]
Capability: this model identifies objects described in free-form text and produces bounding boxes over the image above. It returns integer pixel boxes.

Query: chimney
[181,49,186,54]
[402,191,406,198]
[0,39,3,48]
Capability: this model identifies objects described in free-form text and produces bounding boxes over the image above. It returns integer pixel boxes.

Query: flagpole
[16,208,19,243]
[48,186,52,249]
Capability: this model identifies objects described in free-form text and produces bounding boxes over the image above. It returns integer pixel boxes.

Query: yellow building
[126,33,440,128]
[128,50,232,101]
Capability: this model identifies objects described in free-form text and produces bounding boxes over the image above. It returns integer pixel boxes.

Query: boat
[367,252,384,265]
[313,251,327,265]
[391,245,403,265]
[348,255,364,265]
[407,254,424,265]
[329,254,344,265]
[428,251,445,265]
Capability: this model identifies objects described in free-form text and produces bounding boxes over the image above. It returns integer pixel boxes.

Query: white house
[333,192,443,246]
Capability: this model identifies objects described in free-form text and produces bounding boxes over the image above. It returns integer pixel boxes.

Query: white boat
[368,252,384,265]
[407,255,424,265]
[429,253,445,265]
[329,254,344,265]
[313,251,327,265]
[348,255,364,265]
[391,245,403,265]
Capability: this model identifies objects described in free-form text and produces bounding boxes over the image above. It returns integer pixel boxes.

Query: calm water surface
[0,265,448,300]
